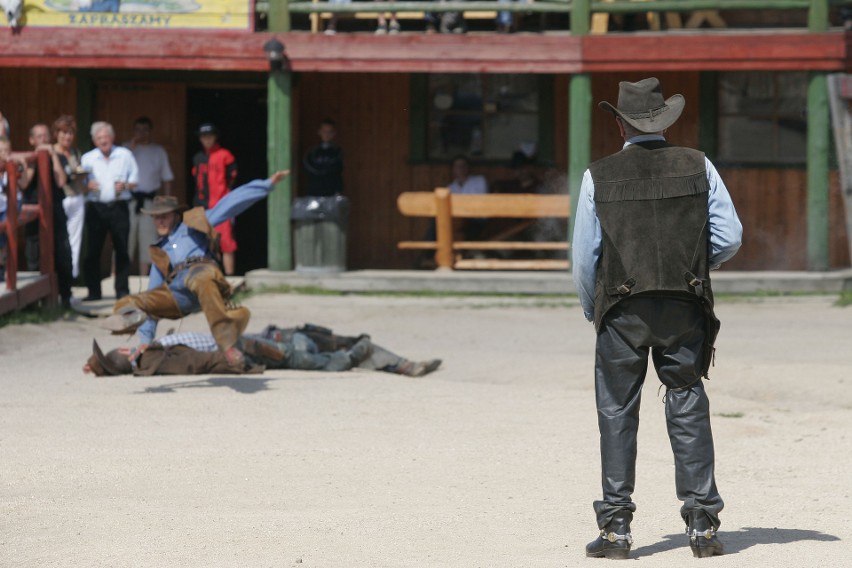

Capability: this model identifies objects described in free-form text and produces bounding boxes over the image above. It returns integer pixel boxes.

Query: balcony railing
[255,0,852,34]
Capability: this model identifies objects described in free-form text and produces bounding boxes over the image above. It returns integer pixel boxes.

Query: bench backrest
[397,190,570,219]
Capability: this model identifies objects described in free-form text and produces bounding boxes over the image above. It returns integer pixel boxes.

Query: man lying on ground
[84,323,442,378]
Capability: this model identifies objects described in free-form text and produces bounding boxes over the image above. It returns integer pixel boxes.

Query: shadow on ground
[631,527,839,558]
[137,377,275,395]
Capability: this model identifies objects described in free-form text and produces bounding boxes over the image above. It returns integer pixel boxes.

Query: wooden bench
[397,188,570,270]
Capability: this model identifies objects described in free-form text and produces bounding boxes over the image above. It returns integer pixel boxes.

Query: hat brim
[89,339,125,376]
[140,204,189,216]
[599,94,685,133]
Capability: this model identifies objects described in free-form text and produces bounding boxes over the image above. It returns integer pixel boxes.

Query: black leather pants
[593,296,724,529]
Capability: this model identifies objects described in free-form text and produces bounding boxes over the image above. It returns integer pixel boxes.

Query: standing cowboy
[572,77,742,559]
[102,171,289,367]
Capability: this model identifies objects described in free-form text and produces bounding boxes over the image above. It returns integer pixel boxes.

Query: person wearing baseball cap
[573,77,742,560]
[192,122,239,275]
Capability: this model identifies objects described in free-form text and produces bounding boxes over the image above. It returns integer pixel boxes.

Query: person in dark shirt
[303,119,344,197]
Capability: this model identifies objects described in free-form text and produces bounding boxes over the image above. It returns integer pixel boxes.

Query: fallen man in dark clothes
[83,323,442,378]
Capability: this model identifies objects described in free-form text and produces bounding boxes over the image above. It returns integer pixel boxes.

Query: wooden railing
[256,0,851,33]
[0,150,58,315]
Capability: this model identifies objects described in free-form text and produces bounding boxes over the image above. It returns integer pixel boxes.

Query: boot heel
[604,547,630,560]
[691,545,718,558]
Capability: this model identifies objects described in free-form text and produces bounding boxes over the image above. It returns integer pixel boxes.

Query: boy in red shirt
[192,123,238,274]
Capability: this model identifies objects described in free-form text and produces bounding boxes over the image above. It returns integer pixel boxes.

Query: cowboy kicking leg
[103,284,183,334]
[184,262,250,364]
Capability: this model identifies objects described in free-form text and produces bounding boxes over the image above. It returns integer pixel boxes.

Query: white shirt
[449,174,488,195]
[81,145,139,203]
[124,142,174,194]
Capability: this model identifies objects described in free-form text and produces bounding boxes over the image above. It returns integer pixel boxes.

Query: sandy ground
[1,290,850,567]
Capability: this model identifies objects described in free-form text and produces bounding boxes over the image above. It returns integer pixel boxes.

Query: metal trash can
[291,195,349,273]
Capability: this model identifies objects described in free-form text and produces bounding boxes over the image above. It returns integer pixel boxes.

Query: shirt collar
[623,134,666,149]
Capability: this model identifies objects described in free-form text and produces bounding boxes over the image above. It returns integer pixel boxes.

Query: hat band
[622,105,670,121]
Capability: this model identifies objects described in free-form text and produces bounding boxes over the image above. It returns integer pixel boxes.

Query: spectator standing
[192,122,238,275]
[323,0,350,34]
[81,121,139,301]
[303,119,344,197]
[124,116,174,276]
[376,1,401,34]
[52,115,87,281]
[0,135,29,283]
[23,123,74,307]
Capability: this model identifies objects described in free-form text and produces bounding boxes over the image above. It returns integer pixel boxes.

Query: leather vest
[148,206,221,282]
[589,141,714,330]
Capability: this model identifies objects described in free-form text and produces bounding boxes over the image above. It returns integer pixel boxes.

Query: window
[717,71,808,165]
[421,73,545,162]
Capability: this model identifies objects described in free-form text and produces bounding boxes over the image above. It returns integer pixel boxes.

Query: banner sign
[13,0,252,30]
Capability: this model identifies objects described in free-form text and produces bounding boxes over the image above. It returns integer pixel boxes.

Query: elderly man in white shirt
[80,121,139,301]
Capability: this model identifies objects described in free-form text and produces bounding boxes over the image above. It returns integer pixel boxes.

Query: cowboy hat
[599,77,685,133]
[140,195,189,216]
[87,340,132,376]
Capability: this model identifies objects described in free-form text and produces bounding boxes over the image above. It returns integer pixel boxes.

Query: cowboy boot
[586,511,633,560]
[686,510,724,558]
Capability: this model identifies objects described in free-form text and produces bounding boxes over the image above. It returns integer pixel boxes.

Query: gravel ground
[1,291,850,567]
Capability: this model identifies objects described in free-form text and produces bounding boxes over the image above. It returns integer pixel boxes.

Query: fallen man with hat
[84,323,442,378]
[100,170,290,368]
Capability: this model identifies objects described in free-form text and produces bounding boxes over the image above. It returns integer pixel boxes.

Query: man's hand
[268,170,290,185]
[129,343,149,362]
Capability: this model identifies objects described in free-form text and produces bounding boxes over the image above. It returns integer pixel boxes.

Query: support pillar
[266,0,293,271]
[807,0,829,270]
[267,70,293,271]
[568,0,591,269]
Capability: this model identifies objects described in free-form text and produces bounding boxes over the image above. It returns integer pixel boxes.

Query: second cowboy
[102,171,290,366]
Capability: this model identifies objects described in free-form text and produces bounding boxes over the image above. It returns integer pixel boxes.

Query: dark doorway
[186,87,268,275]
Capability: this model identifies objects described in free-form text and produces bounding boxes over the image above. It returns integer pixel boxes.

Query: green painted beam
[267,70,293,271]
[568,74,592,267]
[268,0,291,32]
[266,1,293,271]
[572,0,590,35]
[806,1,830,270]
[809,0,830,32]
[807,71,830,271]
[567,0,590,266]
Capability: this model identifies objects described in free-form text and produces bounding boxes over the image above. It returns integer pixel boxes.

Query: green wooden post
[268,0,291,33]
[807,0,829,270]
[568,0,591,268]
[267,0,293,271]
[267,70,292,271]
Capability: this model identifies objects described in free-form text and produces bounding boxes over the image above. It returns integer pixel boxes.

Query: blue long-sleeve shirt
[137,178,276,343]
[571,135,743,322]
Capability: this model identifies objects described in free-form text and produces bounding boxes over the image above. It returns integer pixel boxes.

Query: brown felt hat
[140,195,189,216]
[87,340,132,376]
[599,77,685,133]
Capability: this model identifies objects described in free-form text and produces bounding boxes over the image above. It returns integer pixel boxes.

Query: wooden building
[1,1,850,274]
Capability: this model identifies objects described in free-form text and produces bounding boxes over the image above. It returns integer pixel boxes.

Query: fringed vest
[589,141,714,330]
